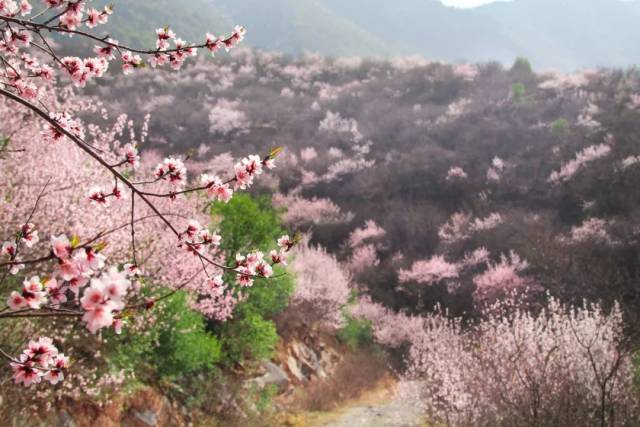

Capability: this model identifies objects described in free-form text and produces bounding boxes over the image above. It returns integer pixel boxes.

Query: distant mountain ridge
[97,0,640,70]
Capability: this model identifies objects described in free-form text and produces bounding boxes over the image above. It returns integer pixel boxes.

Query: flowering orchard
[400,297,639,426]
[0,1,294,388]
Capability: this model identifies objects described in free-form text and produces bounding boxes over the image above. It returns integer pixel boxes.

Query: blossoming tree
[0,0,294,387]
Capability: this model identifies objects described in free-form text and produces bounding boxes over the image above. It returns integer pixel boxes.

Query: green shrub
[106,290,221,380]
[337,315,374,351]
[153,292,222,376]
[218,305,278,363]
[511,82,526,102]
[211,193,285,256]
[550,117,570,137]
[210,193,294,364]
[511,57,533,74]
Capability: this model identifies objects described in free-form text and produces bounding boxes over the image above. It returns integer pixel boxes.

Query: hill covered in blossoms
[87,51,640,321]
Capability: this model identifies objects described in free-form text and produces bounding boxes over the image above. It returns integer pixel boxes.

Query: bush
[218,305,279,363]
[107,290,221,380]
[511,56,533,74]
[511,82,526,102]
[337,315,374,350]
[210,194,294,364]
[550,117,570,137]
[211,193,286,256]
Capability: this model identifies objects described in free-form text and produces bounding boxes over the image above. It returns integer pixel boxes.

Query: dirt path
[300,377,423,427]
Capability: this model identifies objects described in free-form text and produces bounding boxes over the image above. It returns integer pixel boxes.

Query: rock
[120,388,177,427]
[290,340,324,379]
[56,410,77,427]
[133,410,158,427]
[248,361,290,391]
[286,354,306,382]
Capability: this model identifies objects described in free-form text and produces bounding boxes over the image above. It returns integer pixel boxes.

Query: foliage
[511,57,533,75]
[107,290,222,380]
[550,117,570,137]
[511,82,526,102]
[290,237,351,329]
[211,194,293,363]
[212,193,285,256]
[337,315,373,350]
[217,305,278,363]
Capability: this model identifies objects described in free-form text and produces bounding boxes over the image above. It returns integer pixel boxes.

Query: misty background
[94,0,640,71]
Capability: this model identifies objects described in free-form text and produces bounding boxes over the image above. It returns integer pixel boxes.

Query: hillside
[87,53,640,321]
[91,0,391,57]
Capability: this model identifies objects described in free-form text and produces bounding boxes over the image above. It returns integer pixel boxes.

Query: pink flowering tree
[402,297,639,426]
[289,236,351,330]
[0,1,295,388]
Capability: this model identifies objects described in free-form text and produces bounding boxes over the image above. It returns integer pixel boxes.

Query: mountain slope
[90,0,640,70]
[209,0,392,57]
[92,0,391,57]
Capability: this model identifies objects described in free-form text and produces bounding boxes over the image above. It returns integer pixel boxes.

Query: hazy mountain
[96,0,640,70]
[319,0,640,69]
[97,0,391,57]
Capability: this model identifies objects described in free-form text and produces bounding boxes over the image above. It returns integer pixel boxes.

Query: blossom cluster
[549,143,612,183]
[4,228,135,337]
[10,338,68,387]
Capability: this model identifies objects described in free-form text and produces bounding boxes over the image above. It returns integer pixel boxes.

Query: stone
[248,361,290,391]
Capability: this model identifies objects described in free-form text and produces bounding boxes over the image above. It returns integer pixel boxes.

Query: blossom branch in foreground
[0,1,299,388]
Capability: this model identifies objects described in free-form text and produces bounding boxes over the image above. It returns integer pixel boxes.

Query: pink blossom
[155,157,187,186]
[1,241,16,257]
[121,52,142,75]
[87,187,110,206]
[7,289,26,310]
[562,217,611,244]
[399,255,459,285]
[348,220,386,248]
[205,33,223,56]
[277,235,294,250]
[51,234,72,260]
[156,27,176,50]
[94,39,118,60]
[349,244,380,274]
[43,354,69,385]
[11,355,41,387]
[549,143,612,183]
[446,166,468,181]
[19,222,38,247]
[290,237,351,329]
[19,0,31,15]
[472,251,533,305]
[269,249,288,266]
[44,278,67,305]
[80,280,107,311]
[100,267,130,306]
[438,212,471,243]
[123,143,140,168]
[469,213,503,232]
[82,301,116,334]
[201,173,233,203]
